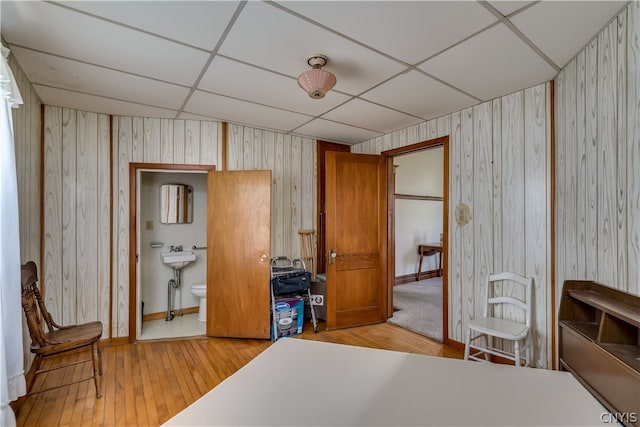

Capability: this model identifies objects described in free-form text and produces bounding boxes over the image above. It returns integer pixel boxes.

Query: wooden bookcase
[559,280,640,426]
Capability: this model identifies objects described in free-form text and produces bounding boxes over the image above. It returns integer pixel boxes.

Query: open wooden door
[325,152,387,330]
[206,170,271,338]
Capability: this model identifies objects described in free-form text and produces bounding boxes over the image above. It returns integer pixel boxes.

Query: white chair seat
[468,317,529,341]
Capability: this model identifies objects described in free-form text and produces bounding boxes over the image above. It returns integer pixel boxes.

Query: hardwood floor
[14,321,462,426]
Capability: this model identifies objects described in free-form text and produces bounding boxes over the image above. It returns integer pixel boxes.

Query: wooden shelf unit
[559,280,640,426]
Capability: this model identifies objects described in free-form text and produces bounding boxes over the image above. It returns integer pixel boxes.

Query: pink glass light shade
[297,68,336,99]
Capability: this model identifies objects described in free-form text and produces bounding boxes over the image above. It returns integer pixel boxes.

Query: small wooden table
[416,243,442,281]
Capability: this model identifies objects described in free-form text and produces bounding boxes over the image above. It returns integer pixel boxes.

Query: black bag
[271,270,312,296]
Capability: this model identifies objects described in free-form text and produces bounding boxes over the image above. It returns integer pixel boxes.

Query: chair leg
[92,342,102,398]
[514,340,520,368]
[463,328,471,361]
[98,340,103,375]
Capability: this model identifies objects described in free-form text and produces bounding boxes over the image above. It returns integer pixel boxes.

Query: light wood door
[206,170,271,338]
[325,152,387,330]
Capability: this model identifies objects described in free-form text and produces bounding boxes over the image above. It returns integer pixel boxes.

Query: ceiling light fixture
[297,55,336,99]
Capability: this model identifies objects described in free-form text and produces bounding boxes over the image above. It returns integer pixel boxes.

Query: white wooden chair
[464,272,533,367]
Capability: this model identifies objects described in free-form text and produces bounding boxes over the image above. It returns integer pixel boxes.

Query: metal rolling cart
[270,257,318,341]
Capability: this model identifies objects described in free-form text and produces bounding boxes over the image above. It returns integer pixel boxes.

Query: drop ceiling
[1,1,628,145]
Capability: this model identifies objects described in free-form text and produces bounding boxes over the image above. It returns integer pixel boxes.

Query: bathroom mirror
[160,184,193,224]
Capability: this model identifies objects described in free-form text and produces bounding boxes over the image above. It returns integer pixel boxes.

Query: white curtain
[0,45,26,427]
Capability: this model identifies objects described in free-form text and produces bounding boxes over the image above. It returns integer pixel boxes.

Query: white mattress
[164,338,610,426]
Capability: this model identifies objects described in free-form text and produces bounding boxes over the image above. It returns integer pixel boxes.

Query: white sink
[161,251,196,269]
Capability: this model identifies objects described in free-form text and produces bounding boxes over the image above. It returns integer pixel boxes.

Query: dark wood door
[317,141,350,274]
[325,152,387,330]
[206,170,271,338]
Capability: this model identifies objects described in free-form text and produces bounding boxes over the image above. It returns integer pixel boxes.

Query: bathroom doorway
[128,163,214,341]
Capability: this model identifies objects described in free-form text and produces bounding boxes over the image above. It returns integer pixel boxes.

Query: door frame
[381,135,450,344]
[127,162,215,342]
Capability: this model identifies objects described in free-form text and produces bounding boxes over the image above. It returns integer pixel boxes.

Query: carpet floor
[388,277,443,342]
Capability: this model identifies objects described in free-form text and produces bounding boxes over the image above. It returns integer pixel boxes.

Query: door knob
[260,254,268,262]
[329,249,337,265]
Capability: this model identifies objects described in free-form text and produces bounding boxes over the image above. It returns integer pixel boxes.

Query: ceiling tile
[33,85,178,118]
[60,1,241,51]
[277,1,497,64]
[2,1,209,86]
[199,56,351,116]
[184,90,313,132]
[12,47,190,110]
[294,118,382,145]
[361,70,479,121]
[322,98,422,134]
[420,23,557,101]
[219,1,406,95]
[487,1,535,17]
[510,1,627,68]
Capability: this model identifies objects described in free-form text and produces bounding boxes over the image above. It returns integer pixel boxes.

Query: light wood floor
[14,321,462,426]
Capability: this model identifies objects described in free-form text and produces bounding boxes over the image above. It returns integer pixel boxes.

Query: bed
[163,338,610,426]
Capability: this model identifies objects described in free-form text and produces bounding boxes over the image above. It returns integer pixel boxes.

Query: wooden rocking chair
[21,261,104,398]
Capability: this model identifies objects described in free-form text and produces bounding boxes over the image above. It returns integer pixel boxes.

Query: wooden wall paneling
[427,119,437,140]
[448,111,463,342]
[143,118,161,163]
[460,108,475,327]
[160,119,174,164]
[131,117,143,163]
[501,92,525,276]
[43,106,63,321]
[282,135,293,258]
[628,0,640,296]
[77,111,99,323]
[585,39,600,281]
[98,114,111,336]
[243,126,254,169]
[501,91,525,329]
[524,84,549,368]
[301,140,315,231]
[437,116,451,138]
[273,134,285,256]
[472,102,493,330]
[383,134,393,152]
[227,124,243,170]
[173,120,185,165]
[31,72,42,266]
[575,50,588,278]
[564,58,578,282]
[374,136,384,155]
[406,123,418,145]
[217,123,224,170]
[554,69,566,304]
[351,143,362,154]
[60,108,77,326]
[199,121,217,166]
[597,21,618,286]
[185,120,200,164]
[492,99,503,278]
[290,137,302,257]
[617,10,628,292]
[115,117,132,337]
[250,128,262,170]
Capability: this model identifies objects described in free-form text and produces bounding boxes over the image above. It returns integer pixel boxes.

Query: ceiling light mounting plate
[307,55,328,68]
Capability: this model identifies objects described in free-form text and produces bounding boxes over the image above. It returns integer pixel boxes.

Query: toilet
[190,283,206,322]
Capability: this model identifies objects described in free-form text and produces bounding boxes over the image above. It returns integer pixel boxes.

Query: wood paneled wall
[111,117,223,337]
[42,107,111,335]
[352,83,552,368]
[227,124,317,260]
[9,53,43,371]
[555,2,640,302]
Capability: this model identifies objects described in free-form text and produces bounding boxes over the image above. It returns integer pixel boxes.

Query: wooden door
[325,152,387,330]
[206,170,271,338]
[317,141,351,274]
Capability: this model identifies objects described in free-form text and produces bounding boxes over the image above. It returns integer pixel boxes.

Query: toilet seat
[192,282,206,290]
